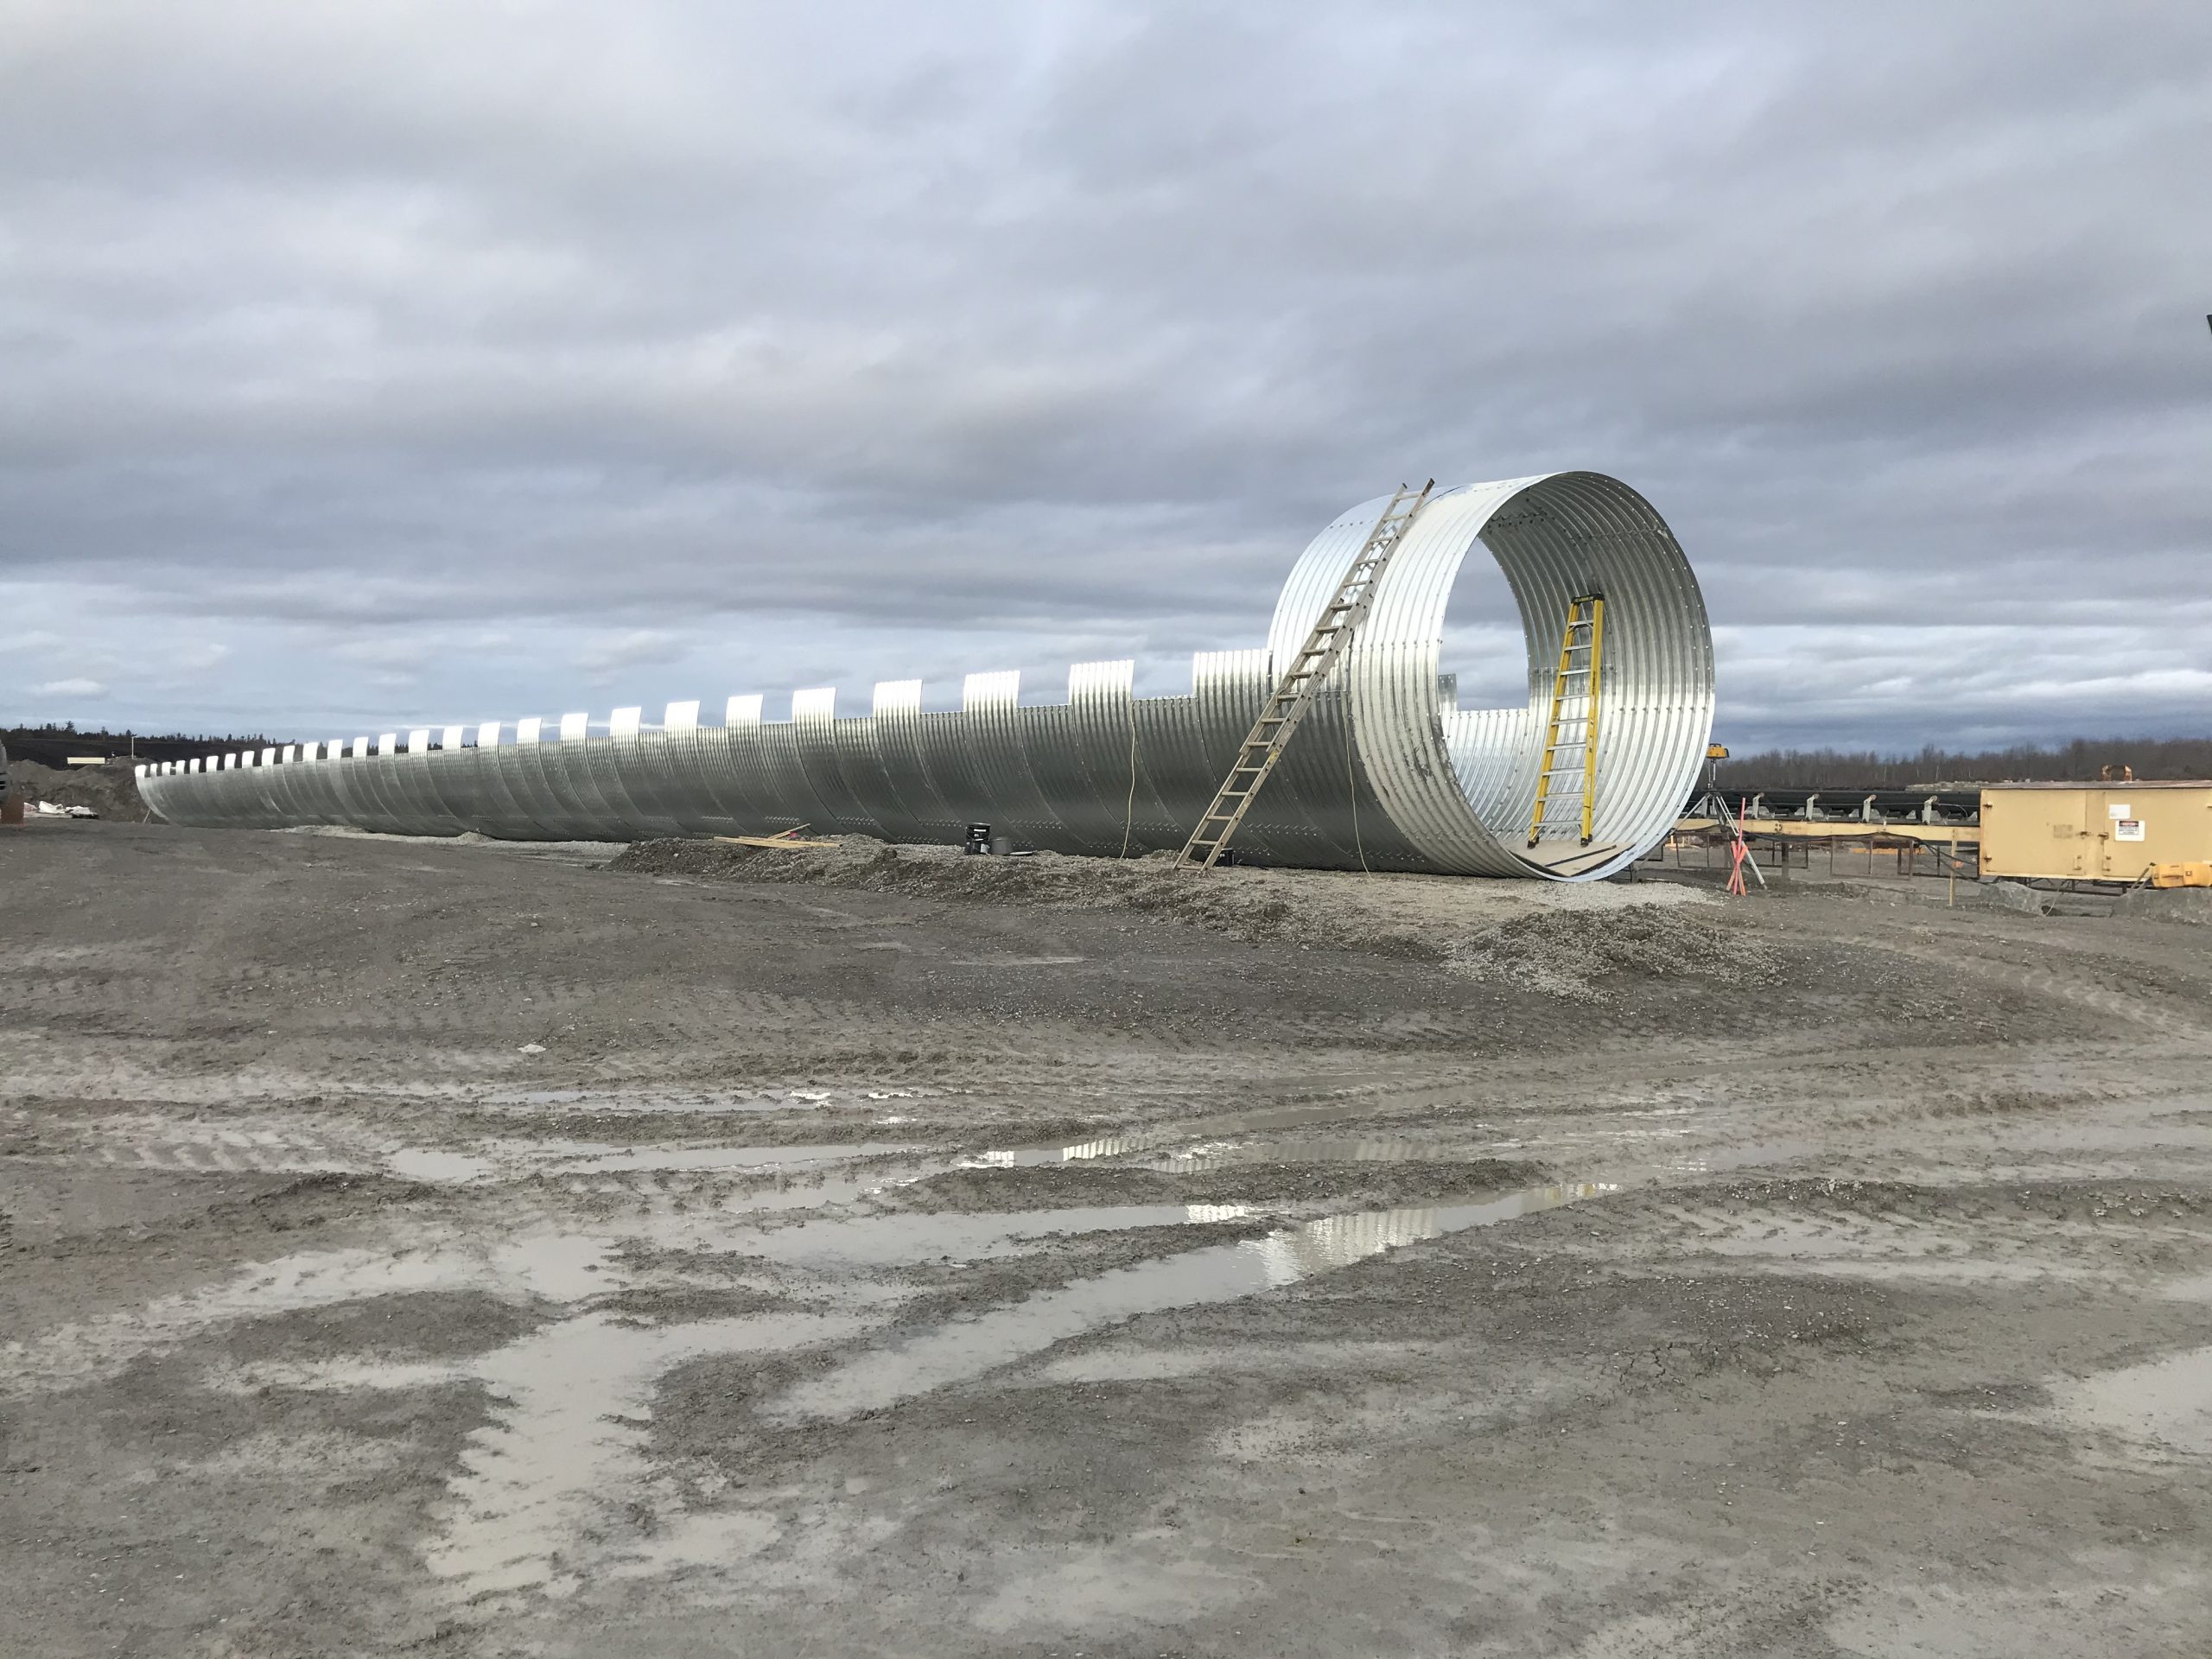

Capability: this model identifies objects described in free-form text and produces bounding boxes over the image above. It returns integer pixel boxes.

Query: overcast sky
[3,1,2207,750]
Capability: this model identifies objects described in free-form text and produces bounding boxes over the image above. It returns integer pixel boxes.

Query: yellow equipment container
[1979,783,2212,882]
[2149,861,2212,889]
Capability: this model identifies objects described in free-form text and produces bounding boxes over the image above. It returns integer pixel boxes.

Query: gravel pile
[5,760,145,819]
[609,834,1741,994]
[1448,906,1784,1000]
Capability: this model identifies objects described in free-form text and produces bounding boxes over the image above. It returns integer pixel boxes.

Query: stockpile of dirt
[1448,906,1785,1000]
[613,836,1385,948]
[608,835,1751,995]
[3,759,144,819]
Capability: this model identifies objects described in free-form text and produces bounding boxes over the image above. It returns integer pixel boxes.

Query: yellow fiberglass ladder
[1526,593,1605,853]
[1178,480,1435,871]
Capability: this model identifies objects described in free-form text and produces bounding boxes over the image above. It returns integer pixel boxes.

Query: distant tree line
[7,723,275,746]
[1715,735,2212,789]
[3,725,275,768]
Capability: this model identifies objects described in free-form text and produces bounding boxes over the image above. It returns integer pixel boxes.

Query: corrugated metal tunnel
[139,470,1714,880]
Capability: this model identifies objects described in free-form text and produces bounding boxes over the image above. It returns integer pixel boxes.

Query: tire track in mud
[12,1103,2199,1637]
[1823,922,2212,1046]
[1568,1174,2212,1300]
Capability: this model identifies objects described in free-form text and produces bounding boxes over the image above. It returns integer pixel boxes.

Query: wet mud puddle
[368,1179,1630,1607]
[422,1309,873,1600]
[25,1116,1818,1614]
[768,1179,1618,1421]
[412,1204,1282,1602]
[972,1093,1717,1170]
[401,1160,1719,1607]
[2050,1344,2212,1458]
[760,1128,1821,1423]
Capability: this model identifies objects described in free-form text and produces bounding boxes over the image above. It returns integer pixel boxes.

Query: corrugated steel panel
[1063,660,1175,855]
[868,680,961,843]
[787,689,880,836]
[956,672,1068,849]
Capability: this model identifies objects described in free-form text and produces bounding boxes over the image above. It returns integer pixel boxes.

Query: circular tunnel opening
[1461,474,1715,879]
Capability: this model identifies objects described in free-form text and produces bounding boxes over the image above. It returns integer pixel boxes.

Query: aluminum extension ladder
[1526,593,1605,849]
[1178,480,1434,871]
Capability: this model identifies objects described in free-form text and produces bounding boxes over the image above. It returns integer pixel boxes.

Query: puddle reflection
[969,1096,1483,1168]
[772,1182,1613,1421]
[1144,1135,1478,1173]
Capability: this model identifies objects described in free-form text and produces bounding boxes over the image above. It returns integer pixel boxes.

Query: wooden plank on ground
[1524,840,1625,875]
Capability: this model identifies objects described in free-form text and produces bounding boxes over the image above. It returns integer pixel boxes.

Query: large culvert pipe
[141,472,1714,880]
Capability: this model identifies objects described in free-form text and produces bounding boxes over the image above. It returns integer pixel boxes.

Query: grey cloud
[2,1,2208,750]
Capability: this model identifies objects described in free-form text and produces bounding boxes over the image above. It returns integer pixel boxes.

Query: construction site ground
[3,820,2209,1656]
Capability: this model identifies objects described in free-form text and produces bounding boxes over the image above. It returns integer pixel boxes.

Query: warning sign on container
[2115,819,2145,842]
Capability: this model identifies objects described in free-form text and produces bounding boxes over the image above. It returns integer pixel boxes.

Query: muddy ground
[3,819,2209,1657]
